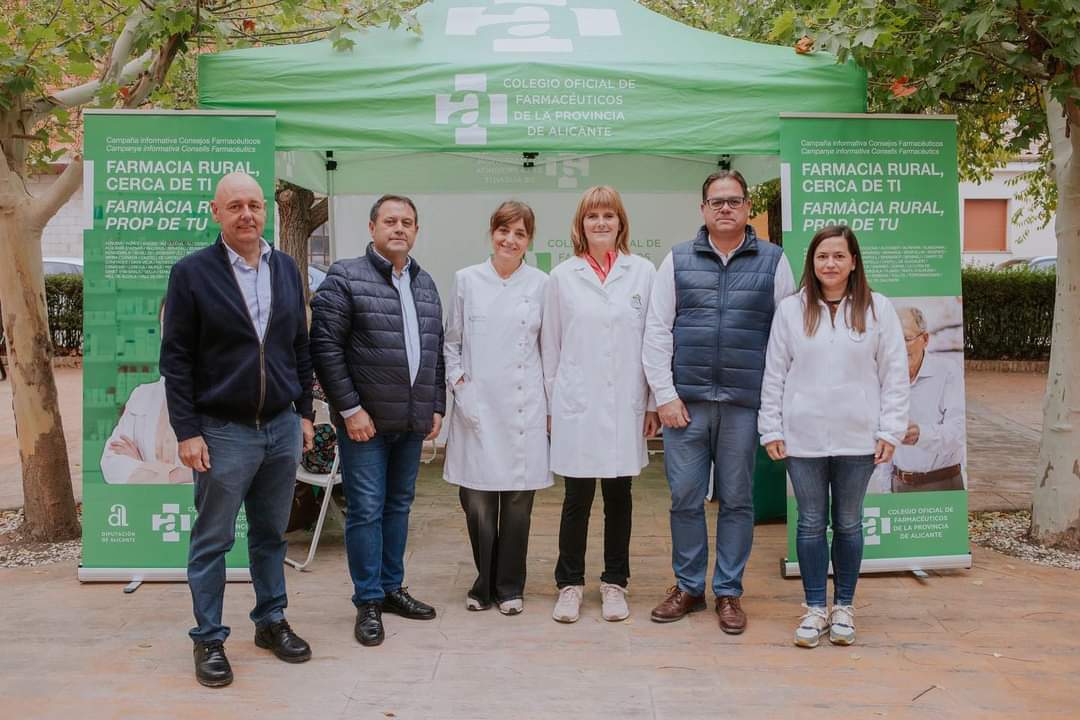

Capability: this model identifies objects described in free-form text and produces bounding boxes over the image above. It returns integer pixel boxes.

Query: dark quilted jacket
[671,225,782,409]
[310,243,446,433]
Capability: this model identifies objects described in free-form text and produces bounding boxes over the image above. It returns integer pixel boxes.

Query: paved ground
[0,367,1071,718]
[1,462,1076,719]
[0,368,1048,511]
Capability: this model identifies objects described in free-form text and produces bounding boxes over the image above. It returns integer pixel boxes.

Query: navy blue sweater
[160,236,314,441]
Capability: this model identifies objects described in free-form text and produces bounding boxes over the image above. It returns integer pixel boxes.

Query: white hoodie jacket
[758,289,909,457]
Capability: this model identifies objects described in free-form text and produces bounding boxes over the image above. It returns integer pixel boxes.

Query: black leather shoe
[354,602,385,646]
[254,619,312,663]
[382,588,437,620]
[193,640,233,688]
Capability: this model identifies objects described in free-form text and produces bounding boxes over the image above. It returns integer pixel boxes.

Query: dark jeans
[187,409,301,643]
[555,477,631,588]
[337,430,425,605]
[786,455,875,607]
[662,402,757,597]
[459,487,536,604]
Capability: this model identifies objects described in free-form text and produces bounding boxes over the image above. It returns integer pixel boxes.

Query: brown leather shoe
[716,596,747,634]
[650,585,706,623]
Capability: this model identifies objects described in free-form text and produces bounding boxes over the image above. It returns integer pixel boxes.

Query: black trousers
[555,477,632,589]
[459,487,536,604]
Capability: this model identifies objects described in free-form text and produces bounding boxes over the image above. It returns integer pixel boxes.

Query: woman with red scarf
[541,185,660,624]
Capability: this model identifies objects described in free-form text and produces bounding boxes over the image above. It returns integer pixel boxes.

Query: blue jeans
[662,401,757,598]
[786,455,875,607]
[187,409,301,643]
[338,430,425,605]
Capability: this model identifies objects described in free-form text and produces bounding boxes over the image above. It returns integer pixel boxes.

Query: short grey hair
[898,306,927,334]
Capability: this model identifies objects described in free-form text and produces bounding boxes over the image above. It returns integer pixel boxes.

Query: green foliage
[644,0,1078,227]
[961,266,1056,360]
[1,1,422,169]
[44,274,83,354]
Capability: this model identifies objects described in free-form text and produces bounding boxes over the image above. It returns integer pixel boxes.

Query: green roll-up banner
[79,110,276,582]
[779,114,971,575]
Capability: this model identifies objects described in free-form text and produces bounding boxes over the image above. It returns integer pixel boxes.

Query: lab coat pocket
[835,383,875,445]
[453,381,483,430]
[554,363,587,417]
[786,390,826,449]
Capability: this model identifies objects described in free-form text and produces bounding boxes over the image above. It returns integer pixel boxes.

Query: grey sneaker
[600,582,629,621]
[498,598,523,616]
[829,605,856,645]
[794,604,829,648]
[552,585,584,623]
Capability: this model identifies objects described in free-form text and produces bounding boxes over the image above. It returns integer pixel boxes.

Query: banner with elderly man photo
[778,113,970,575]
[79,110,276,582]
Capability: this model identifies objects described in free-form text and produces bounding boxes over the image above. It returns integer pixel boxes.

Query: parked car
[995,256,1056,272]
[1029,256,1057,271]
[308,263,329,291]
[42,257,84,276]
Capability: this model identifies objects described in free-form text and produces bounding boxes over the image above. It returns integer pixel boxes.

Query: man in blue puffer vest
[310,195,445,648]
[643,170,795,633]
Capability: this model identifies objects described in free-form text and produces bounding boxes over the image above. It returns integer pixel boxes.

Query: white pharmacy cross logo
[152,503,192,543]
[436,74,508,145]
[862,507,892,546]
[446,0,621,53]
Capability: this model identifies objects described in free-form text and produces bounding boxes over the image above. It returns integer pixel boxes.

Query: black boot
[382,588,437,620]
[254,619,312,663]
[193,640,233,688]
[354,602,385,646]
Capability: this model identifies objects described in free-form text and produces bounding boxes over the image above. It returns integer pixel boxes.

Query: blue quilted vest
[672,225,782,409]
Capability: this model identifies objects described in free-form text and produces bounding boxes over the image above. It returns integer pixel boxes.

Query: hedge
[45,274,83,354]
[961,267,1055,361]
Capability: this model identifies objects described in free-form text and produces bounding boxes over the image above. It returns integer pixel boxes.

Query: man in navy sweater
[161,172,315,688]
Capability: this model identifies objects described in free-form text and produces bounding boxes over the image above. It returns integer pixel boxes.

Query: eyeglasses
[903,334,925,344]
[705,196,747,210]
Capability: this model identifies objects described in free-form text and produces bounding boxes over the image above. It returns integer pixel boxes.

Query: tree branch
[28,157,83,229]
[123,33,186,108]
[309,197,328,234]
[30,48,153,121]
[101,7,146,85]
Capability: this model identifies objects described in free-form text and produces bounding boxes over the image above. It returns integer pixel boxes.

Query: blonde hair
[569,186,630,257]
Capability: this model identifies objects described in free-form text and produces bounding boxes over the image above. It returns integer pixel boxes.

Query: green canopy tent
[197,0,867,520]
[199,0,865,191]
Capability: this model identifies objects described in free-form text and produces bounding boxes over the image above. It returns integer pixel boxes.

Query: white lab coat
[758,290,909,457]
[443,260,552,491]
[541,253,656,478]
[100,378,192,484]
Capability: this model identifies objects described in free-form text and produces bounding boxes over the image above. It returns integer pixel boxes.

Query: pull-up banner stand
[79,110,276,583]
[778,113,972,576]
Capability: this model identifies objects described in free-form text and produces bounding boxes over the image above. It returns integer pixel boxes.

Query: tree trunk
[1030,93,1080,549]
[767,189,783,247]
[276,181,315,299]
[0,157,80,542]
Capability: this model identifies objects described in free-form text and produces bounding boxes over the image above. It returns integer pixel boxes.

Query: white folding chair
[285,400,343,571]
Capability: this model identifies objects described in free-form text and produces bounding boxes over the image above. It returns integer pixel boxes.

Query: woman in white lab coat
[100,301,192,485]
[444,200,551,616]
[758,225,908,649]
[542,185,659,624]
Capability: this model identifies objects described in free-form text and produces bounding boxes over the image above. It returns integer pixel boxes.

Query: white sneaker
[498,598,523,616]
[793,604,829,648]
[600,582,630,622]
[552,585,584,623]
[465,594,490,611]
[829,605,856,645]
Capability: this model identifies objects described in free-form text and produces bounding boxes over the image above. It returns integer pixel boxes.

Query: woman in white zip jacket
[541,185,660,624]
[758,225,908,649]
[444,201,551,616]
